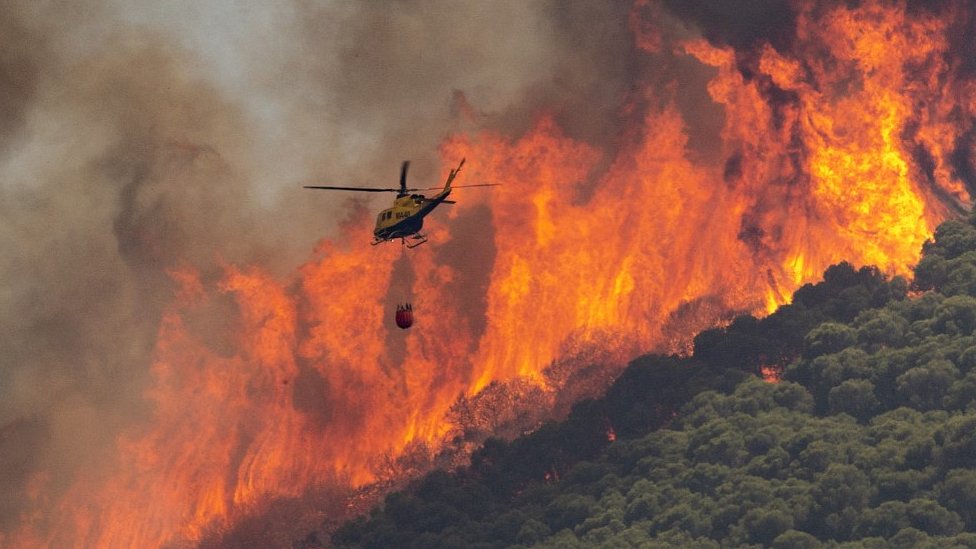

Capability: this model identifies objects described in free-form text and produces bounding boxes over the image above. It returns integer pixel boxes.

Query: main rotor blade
[303,185,399,192]
[405,183,502,191]
[303,182,499,193]
[400,161,410,193]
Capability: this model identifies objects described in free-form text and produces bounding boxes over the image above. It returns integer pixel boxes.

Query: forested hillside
[324,215,976,548]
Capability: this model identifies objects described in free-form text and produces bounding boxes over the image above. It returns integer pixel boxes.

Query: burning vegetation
[3,0,976,547]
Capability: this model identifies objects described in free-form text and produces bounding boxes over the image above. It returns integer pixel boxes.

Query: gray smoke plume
[0,0,658,538]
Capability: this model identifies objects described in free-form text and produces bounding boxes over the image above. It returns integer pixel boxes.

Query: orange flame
[760,365,784,384]
[9,1,974,546]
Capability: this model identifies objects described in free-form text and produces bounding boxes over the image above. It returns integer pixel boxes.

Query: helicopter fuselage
[373,182,456,245]
[373,194,429,240]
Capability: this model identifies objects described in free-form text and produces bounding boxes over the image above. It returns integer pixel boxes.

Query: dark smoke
[660,0,798,52]
[952,126,976,187]
[945,2,976,199]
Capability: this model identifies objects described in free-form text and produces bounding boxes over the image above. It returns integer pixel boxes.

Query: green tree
[804,322,858,358]
[516,518,550,545]
[914,253,947,291]
[932,295,976,335]
[686,420,748,467]
[489,510,530,546]
[812,464,872,518]
[939,469,976,529]
[856,308,910,350]
[943,253,976,296]
[905,498,963,536]
[887,527,932,549]
[649,501,713,538]
[740,500,795,545]
[897,359,959,411]
[771,529,822,548]
[797,439,837,475]
[532,528,581,548]
[939,414,976,469]
[854,501,911,538]
[954,344,976,372]
[828,379,880,422]
[544,494,595,532]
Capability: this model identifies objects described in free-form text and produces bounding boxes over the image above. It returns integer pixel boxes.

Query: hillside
[321,215,976,548]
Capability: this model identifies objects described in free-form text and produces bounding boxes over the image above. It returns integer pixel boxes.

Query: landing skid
[371,233,428,248]
[404,233,428,248]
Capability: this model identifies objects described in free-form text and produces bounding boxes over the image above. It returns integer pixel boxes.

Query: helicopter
[304,158,496,248]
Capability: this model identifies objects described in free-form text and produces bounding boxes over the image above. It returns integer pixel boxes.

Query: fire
[9,1,974,547]
[761,365,784,384]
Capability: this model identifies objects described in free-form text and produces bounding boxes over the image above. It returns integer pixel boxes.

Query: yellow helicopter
[305,159,496,248]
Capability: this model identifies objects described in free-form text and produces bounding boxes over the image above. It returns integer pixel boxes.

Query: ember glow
[5,1,975,547]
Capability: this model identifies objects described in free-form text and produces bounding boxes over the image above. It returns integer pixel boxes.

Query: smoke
[660,0,798,51]
[0,0,676,538]
[0,2,272,529]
